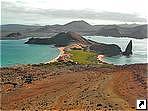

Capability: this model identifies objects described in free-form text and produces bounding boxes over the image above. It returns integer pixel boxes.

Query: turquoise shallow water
[0,39,59,67]
[84,36,147,65]
[0,36,147,67]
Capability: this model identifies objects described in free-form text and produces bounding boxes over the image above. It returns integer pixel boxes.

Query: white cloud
[3,0,148,16]
[1,0,148,25]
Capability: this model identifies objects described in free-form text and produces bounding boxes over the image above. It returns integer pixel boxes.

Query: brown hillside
[1,63,147,110]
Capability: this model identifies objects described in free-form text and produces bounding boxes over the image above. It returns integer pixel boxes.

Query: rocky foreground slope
[1,63,147,110]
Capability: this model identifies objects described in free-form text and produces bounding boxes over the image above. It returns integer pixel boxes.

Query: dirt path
[1,71,128,110]
[1,64,147,110]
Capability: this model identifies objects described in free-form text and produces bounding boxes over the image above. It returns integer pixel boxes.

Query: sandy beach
[46,47,106,64]
[45,47,65,63]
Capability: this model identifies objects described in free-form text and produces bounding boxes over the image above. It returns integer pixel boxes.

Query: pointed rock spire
[122,40,132,56]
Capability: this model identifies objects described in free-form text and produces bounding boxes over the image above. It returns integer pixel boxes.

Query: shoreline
[1,47,65,67]
[46,47,107,64]
[45,47,65,63]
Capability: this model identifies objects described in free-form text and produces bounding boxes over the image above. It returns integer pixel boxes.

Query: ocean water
[0,36,147,67]
[84,36,147,65]
[0,39,59,67]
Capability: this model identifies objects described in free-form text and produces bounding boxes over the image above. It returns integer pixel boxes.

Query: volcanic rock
[122,40,132,56]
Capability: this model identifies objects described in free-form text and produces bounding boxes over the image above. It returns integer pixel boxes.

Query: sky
[1,0,148,25]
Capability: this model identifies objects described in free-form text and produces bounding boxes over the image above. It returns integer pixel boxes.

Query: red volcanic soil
[112,64,147,108]
[1,63,147,110]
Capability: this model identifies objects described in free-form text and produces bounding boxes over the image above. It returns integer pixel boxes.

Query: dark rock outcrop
[25,37,51,45]
[25,32,122,57]
[25,32,90,47]
[25,32,135,57]
[5,32,22,39]
[89,41,122,56]
[122,40,132,56]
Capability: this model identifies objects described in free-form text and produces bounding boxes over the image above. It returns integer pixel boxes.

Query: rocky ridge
[1,21,147,39]
[25,32,123,56]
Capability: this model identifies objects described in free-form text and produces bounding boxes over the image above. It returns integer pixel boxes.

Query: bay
[0,39,59,67]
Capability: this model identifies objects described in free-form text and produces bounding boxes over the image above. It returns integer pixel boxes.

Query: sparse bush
[24,75,33,84]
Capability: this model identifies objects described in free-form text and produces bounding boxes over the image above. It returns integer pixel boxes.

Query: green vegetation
[67,50,98,64]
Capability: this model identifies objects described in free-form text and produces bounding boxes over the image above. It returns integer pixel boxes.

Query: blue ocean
[0,39,59,67]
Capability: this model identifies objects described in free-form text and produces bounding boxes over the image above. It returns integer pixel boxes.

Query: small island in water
[1,21,147,110]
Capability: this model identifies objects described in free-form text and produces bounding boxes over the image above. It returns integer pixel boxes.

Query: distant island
[1,20,147,39]
[25,32,132,57]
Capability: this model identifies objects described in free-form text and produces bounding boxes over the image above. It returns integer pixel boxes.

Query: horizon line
[1,20,147,26]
